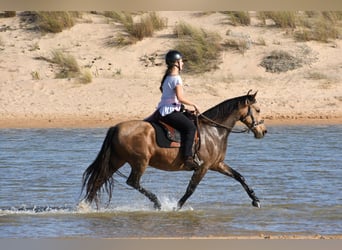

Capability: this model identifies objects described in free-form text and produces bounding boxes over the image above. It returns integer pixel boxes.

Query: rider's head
[165,50,183,70]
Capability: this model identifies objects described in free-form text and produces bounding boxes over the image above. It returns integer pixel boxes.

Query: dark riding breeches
[160,111,196,158]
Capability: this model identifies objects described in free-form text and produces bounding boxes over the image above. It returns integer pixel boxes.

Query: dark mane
[201,94,255,122]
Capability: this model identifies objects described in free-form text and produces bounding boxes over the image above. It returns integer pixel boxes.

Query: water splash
[74,195,195,213]
[0,204,74,215]
[0,196,195,216]
[75,200,93,213]
[159,196,194,211]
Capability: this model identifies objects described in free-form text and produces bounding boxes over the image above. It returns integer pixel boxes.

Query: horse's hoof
[252,200,261,208]
[173,203,182,211]
[154,205,161,210]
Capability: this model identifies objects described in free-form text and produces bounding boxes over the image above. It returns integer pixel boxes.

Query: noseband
[241,105,264,129]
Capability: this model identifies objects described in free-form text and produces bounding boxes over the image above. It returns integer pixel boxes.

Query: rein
[197,113,249,133]
[196,104,264,133]
[193,111,248,159]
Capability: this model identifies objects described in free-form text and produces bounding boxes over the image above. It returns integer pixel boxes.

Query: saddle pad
[150,122,181,148]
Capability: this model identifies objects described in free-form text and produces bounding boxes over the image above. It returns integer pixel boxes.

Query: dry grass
[318,81,334,89]
[50,49,80,78]
[321,11,342,23]
[31,71,40,80]
[28,42,40,51]
[223,11,251,26]
[0,11,16,18]
[256,11,341,42]
[78,69,92,84]
[222,38,249,54]
[34,49,92,82]
[105,12,167,46]
[173,22,222,73]
[21,11,80,33]
[258,11,297,28]
[295,12,341,42]
[254,37,267,46]
[305,72,328,80]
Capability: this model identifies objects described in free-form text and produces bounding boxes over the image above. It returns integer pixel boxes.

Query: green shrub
[173,22,222,73]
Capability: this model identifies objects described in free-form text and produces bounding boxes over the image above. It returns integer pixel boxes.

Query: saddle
[144,110,199,148]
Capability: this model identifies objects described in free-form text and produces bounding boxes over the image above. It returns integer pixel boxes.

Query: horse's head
[239,91,267,139]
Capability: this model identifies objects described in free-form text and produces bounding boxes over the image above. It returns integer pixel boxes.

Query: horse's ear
[252,90,258,99]
[247,89,258,97]
[245,90,258,106]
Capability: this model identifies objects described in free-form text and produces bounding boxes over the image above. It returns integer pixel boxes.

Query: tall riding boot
[184,156,199,170]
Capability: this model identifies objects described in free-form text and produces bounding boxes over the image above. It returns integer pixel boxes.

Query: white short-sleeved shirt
[157,75,182,116]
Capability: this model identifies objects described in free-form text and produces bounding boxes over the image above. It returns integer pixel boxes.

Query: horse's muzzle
[253,123,267,139]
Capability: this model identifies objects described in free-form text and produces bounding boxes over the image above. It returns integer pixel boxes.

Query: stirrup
[194,154,203,166]
[184,156,199,170]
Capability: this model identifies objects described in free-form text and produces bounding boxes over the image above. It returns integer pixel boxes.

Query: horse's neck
[219,112,240,132]
[225,117,239,137]
[201,115,238,139]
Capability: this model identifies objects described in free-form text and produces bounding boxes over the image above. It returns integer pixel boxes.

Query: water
[0,125,341,238]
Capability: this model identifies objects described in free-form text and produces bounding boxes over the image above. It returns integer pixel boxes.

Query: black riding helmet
[165,50,182,66]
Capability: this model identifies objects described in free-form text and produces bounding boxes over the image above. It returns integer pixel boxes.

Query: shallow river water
[0,125,341,238]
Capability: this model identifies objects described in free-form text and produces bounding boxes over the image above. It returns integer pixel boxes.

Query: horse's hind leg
[214,162,260,208]
[126,165,161,210]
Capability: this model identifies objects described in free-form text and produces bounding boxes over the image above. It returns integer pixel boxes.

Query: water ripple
[0,125,341,238]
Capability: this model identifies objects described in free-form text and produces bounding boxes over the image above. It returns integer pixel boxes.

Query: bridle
[193,104,263,156]
[198,104,264,133]
[197,113,248,134]
[240,105,264,130]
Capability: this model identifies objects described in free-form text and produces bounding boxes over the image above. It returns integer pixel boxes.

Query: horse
[81,90,267,210]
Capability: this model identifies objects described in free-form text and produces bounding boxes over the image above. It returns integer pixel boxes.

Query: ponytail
[159,67,173,93]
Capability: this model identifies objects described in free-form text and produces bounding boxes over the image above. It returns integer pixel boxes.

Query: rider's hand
[193,104,200,114]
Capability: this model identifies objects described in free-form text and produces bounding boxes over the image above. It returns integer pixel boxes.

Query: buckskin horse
[81,90,267,210]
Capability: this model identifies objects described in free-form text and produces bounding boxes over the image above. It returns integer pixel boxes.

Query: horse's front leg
[214,162,260,208]
[177,167,208,210]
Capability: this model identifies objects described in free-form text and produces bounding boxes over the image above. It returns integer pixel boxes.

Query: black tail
[81,126,117,205]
